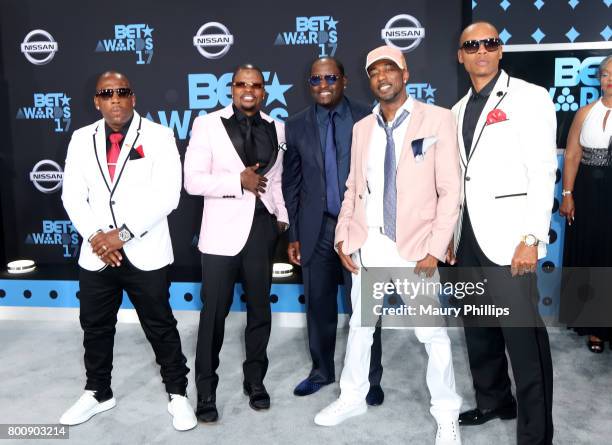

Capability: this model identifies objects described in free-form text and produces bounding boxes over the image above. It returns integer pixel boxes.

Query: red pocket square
[135,145,145,158]
[486,108,507,125]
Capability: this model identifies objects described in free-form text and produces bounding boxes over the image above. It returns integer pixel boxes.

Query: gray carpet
[1,313,611,445]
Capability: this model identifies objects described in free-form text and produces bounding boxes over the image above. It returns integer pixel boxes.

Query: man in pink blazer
[314,46,463,445]
[184,64,288,422]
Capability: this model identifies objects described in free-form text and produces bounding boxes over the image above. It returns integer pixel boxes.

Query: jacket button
[109,225,114,229]
[111,200,116,205]
[465,176,471,181]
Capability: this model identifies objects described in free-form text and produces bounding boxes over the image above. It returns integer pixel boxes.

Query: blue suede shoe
[293,378,327,396]
[366,385,384,406]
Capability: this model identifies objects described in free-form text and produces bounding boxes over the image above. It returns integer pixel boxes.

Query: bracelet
[561,190,572,196]
[87,229,103,242]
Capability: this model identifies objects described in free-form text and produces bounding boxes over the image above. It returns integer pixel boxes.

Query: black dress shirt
[233,105,275,172]
[232,105,275,212]
[462,70,501,157]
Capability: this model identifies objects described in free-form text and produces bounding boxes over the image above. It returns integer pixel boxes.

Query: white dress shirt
[366,95,414,228]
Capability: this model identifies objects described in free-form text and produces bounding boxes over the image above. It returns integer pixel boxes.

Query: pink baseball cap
[365,45,406,75]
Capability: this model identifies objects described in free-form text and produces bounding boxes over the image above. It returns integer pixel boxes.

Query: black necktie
[245,117,256,166]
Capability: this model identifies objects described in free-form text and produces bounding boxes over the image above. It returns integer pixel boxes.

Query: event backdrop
[0,0,462,277]
[0,1,610,316]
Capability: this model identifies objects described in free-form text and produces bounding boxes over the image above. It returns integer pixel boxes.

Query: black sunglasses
[95,88,134,99]
[460,38,502,54]
[308,74,341,86]
[232,81,264,89]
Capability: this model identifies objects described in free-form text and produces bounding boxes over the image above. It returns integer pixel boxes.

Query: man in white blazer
[184,64,288,422]
[449,22,556,445]
[60,71,196,431]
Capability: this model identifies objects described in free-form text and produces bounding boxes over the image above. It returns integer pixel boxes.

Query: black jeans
[79,259,189,395]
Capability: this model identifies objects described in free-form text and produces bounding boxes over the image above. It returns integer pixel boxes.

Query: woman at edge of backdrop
[560,55,612,353]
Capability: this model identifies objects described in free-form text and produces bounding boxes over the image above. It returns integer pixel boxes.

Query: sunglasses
[232,81,264,89]
[308,74,341,86]
[95,88,134,99]
[460,38,502,54]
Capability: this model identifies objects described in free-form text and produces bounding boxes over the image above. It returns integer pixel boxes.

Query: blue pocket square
[412,138,424,158]
[412,137,437,163]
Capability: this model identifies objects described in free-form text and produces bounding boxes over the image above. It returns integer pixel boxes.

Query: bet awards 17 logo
[274,15,338,57]
[95,24,154,64]
[16,93,71,132]
[145,71,292,140]
[20,29,58,65]
[550,56,604,112]
[25,220,79,258]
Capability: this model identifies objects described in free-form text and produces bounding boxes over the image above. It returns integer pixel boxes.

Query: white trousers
[338,228,462,422]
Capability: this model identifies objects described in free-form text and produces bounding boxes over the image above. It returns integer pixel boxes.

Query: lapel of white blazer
[92,111,143,194]
[93,119,111,192]
[456,93,470,169]
[467,70,510,163]
[112,111,142,188]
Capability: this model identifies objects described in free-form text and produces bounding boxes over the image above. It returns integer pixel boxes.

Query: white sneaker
[436,419,461,445]
[59,390,116,426]
[167,394,197,431]
[314,398,367,426]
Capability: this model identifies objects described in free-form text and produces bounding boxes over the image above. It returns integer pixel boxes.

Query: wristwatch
[522,234,539,247]
[118,224,133,243]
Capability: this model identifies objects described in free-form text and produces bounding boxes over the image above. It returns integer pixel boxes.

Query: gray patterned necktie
[376,109,409,242]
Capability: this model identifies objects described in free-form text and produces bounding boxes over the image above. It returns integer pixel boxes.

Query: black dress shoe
[366,385,384,406]
[459,400,517,426]
[587,337,604,353]
[243,382,270,411]
[196,395,218,423]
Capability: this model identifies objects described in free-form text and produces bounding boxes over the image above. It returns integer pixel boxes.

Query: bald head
[95,71,131,90]
[459,21,499,46]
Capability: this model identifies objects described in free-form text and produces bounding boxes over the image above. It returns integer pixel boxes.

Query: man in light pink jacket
[314,46,463,445]
[184,64,288,422]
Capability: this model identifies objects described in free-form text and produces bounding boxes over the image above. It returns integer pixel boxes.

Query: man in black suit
[282,57,383,404]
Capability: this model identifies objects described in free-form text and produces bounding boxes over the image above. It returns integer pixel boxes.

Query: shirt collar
[232,104,263,124]
[315,96,349,125]
[372,94,414,125]
[470,70,501,99]
[105,114,133,140]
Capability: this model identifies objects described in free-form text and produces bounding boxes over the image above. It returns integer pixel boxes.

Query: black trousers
[79,260,189,395]
[456,207,553,445]
[302,214,383,385]
[195,209,278,398]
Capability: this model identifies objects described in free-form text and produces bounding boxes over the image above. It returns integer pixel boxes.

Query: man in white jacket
[450,22,556,445]
[59,71,196,431]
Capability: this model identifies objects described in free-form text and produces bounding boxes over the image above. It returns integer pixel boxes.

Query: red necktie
[107,133,123,180]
